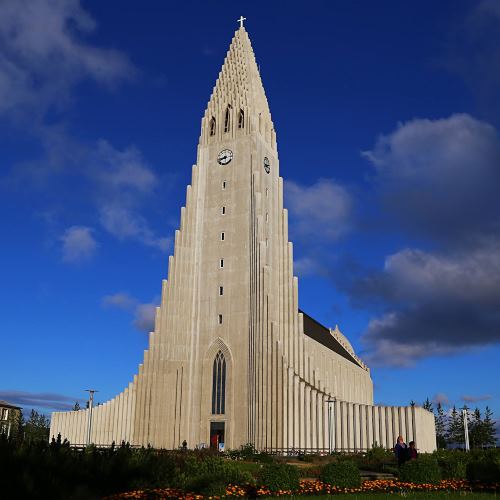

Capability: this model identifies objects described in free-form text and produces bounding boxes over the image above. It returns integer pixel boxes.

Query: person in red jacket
[408,441,418,460]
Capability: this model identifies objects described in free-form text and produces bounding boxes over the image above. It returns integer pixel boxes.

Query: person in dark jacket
[394,435,408,467]
[408,441,418,460]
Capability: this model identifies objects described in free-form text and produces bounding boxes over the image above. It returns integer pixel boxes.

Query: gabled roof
[300,310,367,369]
[0,400,22,410]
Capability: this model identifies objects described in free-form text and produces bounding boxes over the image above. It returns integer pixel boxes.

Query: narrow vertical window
[266,212,269,222]
[224,106,231,133]
[219,286,224,296]
[221,206,226,215]
[266,188,269,197]
[209,117,216,136]
[218,314,223,325]
[238,109,245,129]
[220,259,224,268]
[221,232,225,241]
[212,351,226,414]
[222,181,227,190]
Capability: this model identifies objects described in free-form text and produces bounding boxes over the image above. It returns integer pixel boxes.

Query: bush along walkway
[104,479,500,499]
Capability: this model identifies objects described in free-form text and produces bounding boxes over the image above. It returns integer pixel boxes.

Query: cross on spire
[237,16,246,29]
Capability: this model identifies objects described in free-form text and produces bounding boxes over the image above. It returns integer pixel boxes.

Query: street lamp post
[462,408,470,451]
[326,398,336,454]
[85,389,98,446]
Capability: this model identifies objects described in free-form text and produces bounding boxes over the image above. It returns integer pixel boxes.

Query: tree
[23,410,50,442]
[435,402,447,448]
[482,406,497,447]
[72,402,81,411]
[422,398,434,413]
[447,406,463,446]
[469,408,484,448]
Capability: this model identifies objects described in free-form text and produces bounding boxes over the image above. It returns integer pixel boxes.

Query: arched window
[238,109,245,129]
[209,117,216,136]
[224,106,231,133]
[211,350,226,414]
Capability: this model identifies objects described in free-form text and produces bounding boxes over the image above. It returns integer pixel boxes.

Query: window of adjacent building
[218,314,223,325]
[209,117,216,136]
[220,259,224,268]
[221,206,226,215]
[238,109,245,129]
[1,408,8,420]
[221,232,225,241]
[212,350,226,414]
[219,286,224,296]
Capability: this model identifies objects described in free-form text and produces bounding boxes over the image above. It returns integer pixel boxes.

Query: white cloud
[344,115,500,367]
[432,393,450,406]
[285,178,352,242]
[461,394,492,403]
[363,114,500,244]
[60,225,97,263]
[91,140,157,198]
[102,292,158,333]
[6,128,172,254]
[99,205,170,251]
[0,0,134,119]
[133,303,157,333]
[102,292,136,310]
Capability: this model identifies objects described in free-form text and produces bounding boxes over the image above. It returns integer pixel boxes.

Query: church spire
[201,25,275,147]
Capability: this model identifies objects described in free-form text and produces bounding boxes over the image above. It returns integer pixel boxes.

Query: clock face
[217,149,233,165]
[263,157,270,174]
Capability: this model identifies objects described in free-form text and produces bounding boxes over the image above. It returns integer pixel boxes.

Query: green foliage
[23,410,50,443]
[182,455,253,495]
[447,406,464,445]
[365,443,394,464]
[422,398,434,413]
[238,442,257,459]
[399,455,441,484]
[434,449,468,479]
[435,403,448,449]
[258,462,300,492]
[351,444,395,472]
[320,460,361,488]
[226,442,258,460]
[482,407,497,447]
[466,450,500,483]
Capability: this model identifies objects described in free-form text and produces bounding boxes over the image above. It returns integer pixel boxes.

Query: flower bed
[104,479,500,499]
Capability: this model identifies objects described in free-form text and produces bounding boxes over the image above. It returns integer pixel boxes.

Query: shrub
[365,443,394,464]
[320,460,361,488]
[434,450,468,479]
[466,457,500,483]
[255,451,275,464]
[399,455,441,484]
[183,455,253,495]
[258,462,300,492]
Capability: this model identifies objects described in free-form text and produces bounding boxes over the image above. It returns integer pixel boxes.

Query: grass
[274,494,498,499]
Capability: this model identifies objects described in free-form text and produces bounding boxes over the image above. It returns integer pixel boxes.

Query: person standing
[408,441,418,460]
[394,435,408,467]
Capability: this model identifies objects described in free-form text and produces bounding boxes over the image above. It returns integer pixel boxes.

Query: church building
[50,23,436,453]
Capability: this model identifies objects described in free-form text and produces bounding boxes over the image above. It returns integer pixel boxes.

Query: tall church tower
[51,25,436,453]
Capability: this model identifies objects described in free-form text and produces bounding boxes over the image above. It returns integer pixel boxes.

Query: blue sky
[1,0,499,427]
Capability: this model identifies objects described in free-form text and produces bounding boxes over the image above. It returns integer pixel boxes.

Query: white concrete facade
[50,27,436,453]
